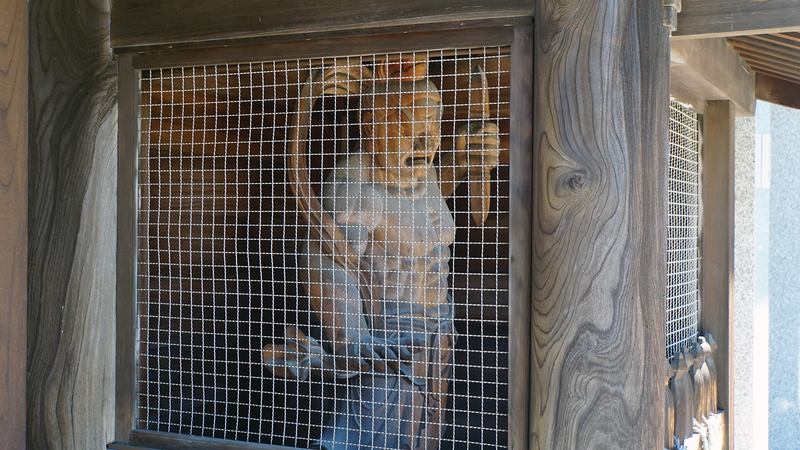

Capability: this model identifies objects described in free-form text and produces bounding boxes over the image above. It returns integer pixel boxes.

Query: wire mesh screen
[665,100,700,358]
[137,48,511,449]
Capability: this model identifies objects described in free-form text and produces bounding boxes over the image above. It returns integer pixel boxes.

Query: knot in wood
[564,169,588,194]
[579,335,597,352]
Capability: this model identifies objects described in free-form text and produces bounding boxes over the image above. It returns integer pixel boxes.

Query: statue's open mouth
[406,156,430,167]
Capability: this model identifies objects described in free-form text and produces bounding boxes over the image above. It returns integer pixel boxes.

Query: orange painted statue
[263,60,498,449]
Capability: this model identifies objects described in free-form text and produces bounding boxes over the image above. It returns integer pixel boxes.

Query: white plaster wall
[734,115,755,450]
[768,103,800,450]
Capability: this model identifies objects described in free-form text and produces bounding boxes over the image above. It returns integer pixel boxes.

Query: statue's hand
[334,333,424,373]
[454,121,500,180]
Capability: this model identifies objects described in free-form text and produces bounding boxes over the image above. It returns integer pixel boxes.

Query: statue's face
[362,79,442,183]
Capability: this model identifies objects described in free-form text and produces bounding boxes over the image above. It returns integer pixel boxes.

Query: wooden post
[0,0,27,446]
[532,1,669,448]
[27,0,118,447]
[701,99,735,450]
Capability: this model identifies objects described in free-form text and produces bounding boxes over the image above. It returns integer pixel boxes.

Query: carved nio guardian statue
[263,59,498,449]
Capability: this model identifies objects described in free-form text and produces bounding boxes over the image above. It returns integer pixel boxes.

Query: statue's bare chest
[368,185,456,258]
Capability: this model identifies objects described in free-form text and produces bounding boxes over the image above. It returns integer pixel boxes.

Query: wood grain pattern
[27,0,118,448]
[701,100,735,450]
[111,0,533,49]
[532,1,668,448]
[674,0,800,40]
[0,0,27,446]
[755,72,800,110]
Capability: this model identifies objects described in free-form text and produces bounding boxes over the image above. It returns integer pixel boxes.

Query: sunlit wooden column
[532,1,670,448]
[701,99,735,450]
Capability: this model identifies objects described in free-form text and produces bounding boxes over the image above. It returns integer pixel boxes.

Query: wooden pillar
[0,0,28,446]
[532,1,669,448]
[27,0,118,448]
[701,99,735,449]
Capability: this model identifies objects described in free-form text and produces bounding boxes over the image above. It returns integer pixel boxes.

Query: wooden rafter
[727,34,800,93]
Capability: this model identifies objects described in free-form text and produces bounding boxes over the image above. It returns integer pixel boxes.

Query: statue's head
[361,60,443,185]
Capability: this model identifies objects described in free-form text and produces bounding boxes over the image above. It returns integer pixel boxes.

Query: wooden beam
[110,0,534,49]
[532,1,668,448]
[27,0,118,448]
[130,26,515,69]
[0,0,27,446]
[755,72,800,110]
[669,38,755,116]
[674,0,800,40]
[701,100,736,450]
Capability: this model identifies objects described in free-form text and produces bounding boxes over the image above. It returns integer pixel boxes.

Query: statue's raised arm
[436,65,500,225]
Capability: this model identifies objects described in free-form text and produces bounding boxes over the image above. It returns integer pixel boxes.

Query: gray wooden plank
[674,0,800,39]
[131,26,515,69]
[531,0,668,448]
[0,0,28,446]
[509,24,533,450]
[27,0,119,447]
[701,100,736,450]
[111,0,534,49]
[130,430,300,450]
[116,54,137,443]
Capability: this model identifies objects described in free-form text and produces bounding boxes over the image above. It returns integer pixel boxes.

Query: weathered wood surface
[0,0,27,446]
[130,27,515,71]
[129,430,298,450]
[111,0,534,49]
[669,38,755,116]
[755,72,800,110]
[532,1,668,449]
[508,24,533,450]
[116,54,137,442]
[27,0,118,447]
[674,0,800,40]
[701,100,735,450]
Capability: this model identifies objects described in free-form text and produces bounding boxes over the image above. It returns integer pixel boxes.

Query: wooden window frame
[114,23,533,450]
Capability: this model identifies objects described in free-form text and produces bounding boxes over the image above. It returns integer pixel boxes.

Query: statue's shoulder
[331,153,371,183]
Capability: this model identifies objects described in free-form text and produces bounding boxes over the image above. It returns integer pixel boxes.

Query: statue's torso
[323,154,456,306]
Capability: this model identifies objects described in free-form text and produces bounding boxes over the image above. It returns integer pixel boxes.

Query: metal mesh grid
[665,99,700,358]
[137,48,511,448]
